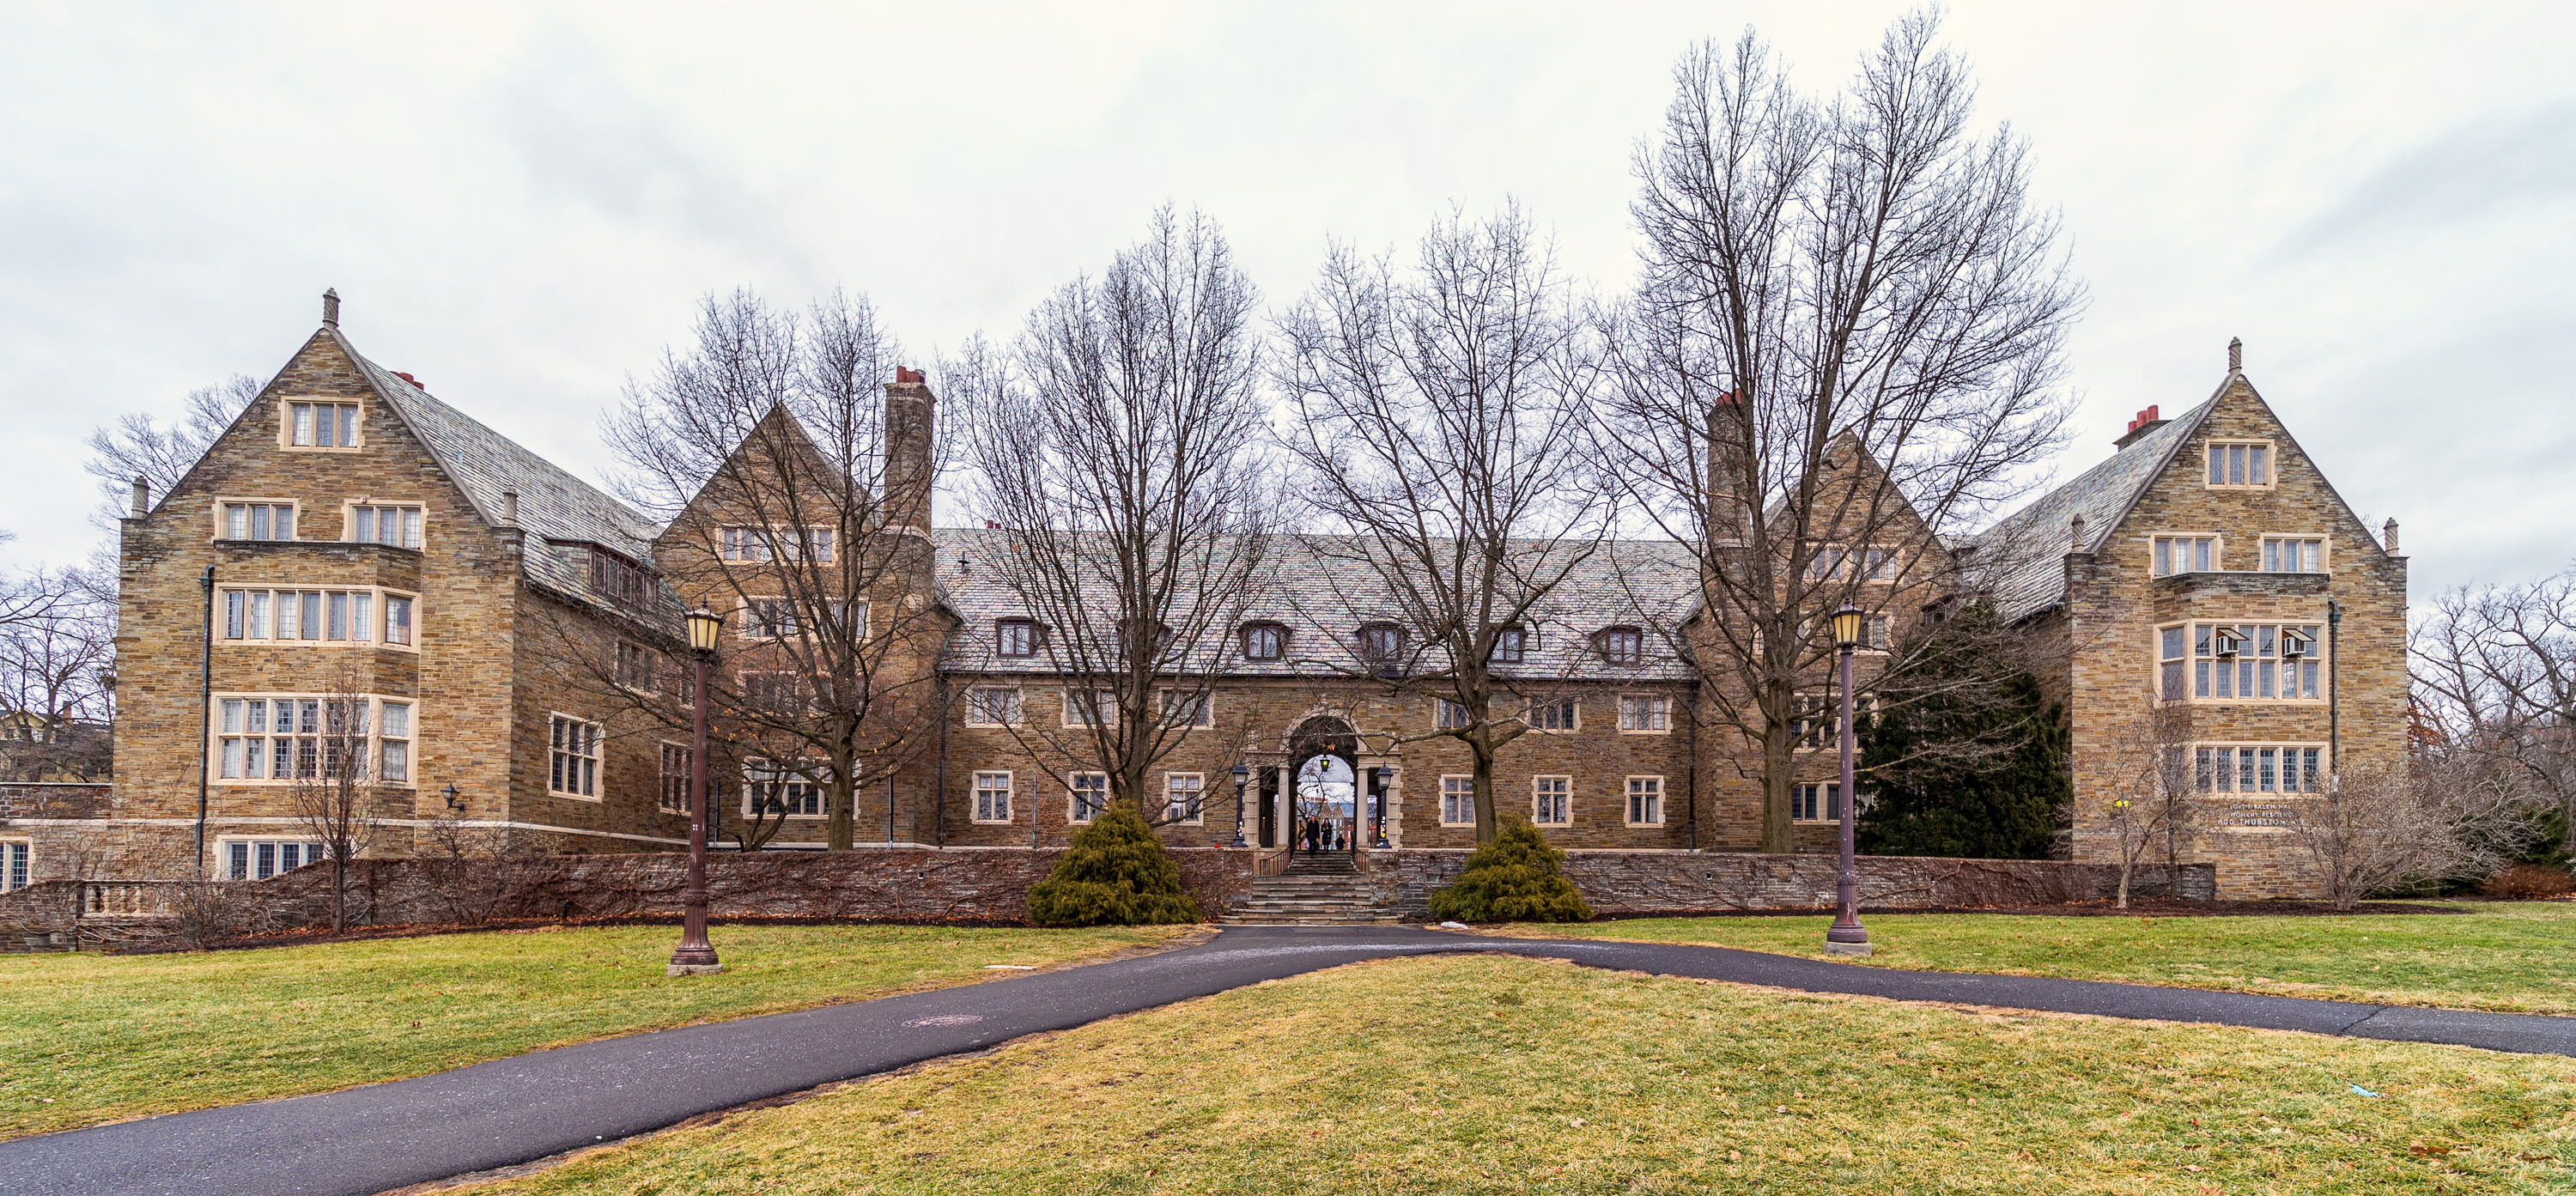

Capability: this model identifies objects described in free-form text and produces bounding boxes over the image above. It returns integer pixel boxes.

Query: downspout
[933,672,950,847]
[887,774,896,846]
[1686,681,1699,851]
[2326,598,2342,770]
[197,564,215,877]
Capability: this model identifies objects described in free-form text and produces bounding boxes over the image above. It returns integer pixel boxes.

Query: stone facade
[97,301,690,882]
[1979,365,2409,897]
[69,301,2398,903]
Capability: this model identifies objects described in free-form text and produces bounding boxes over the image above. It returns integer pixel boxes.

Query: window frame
[1433,698,1471,731]
[2259,533,2330,575]
[2203,438,2276,490]
[1061,689,1118,730]
[2192,743,2329,794]
[1625,775,1665,827]
[211,498,300,543]
[217,584,419,652]
[547,713,604,800]
[972,770,1014,823]
[211,693,415,787]
[1525,697,1579,733]
[1356,622,1406,673]
[1157,689,1213,730]
[1239,622,1287,662]
[963,686,1023,727]
[1,839,30,892]
[1617,694,1673,734]
[1595,626,1645,666]
[1488,625,1529,665]
[216,836,331,881]
[616,641,660,694]
[1067,771,1109,824]
[2159,619,2325,705]
[1439,775,1476,826]
[2150,533,2222,577]
[743,759,825,818]
[994,618,1040,659]
[1791,780,1844,823]
[282,399,362,451]
[1164,772,1206,826]
[1532,774,1571,827]
[657,742,693,815]
[343,502,425,549]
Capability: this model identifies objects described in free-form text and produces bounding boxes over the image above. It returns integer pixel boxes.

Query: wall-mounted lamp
[443,783,465,814]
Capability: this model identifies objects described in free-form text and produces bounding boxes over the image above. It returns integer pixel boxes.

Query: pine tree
[1425,817,1594,922]
[1026,804,1203,926]
[1857,670,2069,859]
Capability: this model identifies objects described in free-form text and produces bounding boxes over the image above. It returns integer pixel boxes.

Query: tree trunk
[827,782,854,851]
[1472,737,1498,846]
[1759,730,1795,854]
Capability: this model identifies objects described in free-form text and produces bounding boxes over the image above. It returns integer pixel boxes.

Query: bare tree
[286,665,388,931]
[1275,203,1608,844]
[0,562,115,780]
[1599,15,2082,852]
[952,207,1276,823]
[2095,696,2200,908]
[418,813,542,926]
[83,373,260,523]
[2413,572,2576,856]
[2288,756,2503,911]
[589,288,952,851]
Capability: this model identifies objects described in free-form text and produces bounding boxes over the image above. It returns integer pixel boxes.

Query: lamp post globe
[1824,604,1871,956]
[671,609,725,976]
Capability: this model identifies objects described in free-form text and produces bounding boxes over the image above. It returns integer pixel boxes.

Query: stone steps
[1218,855,1398,925]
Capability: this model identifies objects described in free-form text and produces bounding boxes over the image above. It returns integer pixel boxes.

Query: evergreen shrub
[1425,817,1593,923]
[1027,804,1203,926]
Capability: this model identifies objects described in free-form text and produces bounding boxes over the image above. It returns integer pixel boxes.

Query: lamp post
[1824,604,1871,956]
[669,608,725,977]
[1229,763,1250,848]
[1370,765,1396,848]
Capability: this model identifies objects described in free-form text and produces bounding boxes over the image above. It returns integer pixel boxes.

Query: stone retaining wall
[1369,850,2215,916]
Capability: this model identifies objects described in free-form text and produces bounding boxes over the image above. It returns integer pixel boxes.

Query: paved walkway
[12,924,2576,1196]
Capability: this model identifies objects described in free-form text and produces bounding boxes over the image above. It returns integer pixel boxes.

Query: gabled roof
[334,331,663,603]
[1973,388,2221,622]
[930,529,1701,682]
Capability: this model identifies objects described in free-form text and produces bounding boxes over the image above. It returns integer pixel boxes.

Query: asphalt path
[11,923,2576,1196]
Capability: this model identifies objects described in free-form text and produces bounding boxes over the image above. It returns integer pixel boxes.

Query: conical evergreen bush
[1027,804,1203,926]
[1425,816,1593,923]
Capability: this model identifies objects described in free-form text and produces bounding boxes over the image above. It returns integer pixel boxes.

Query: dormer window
[1241,622,1286,661]
[1358,623,1406,673]
[287,401,361,449]
[1597,627,1644,665]
[996,619,1039,659]
[588,549,653,608]
[1489,626,1528,665]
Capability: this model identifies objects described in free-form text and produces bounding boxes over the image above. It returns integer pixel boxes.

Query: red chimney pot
[895,366,925,385]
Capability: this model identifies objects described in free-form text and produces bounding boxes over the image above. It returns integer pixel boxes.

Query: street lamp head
[685,608,725,654]
[1830,604,1868,651]
[1230,763,1250,786]
[442,783,464,813]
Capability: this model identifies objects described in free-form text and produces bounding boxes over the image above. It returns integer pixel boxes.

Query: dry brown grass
[459,954,2576,1194]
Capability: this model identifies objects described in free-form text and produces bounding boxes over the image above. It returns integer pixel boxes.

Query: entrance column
[1273,763,1291,858]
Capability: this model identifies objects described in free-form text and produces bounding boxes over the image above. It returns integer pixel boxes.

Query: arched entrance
[1285,715,1359,857]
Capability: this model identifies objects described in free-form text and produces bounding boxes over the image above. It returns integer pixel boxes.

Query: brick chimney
[2112,404,2166,450]
[884,367,935,536]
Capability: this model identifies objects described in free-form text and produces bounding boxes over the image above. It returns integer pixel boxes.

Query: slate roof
[338,332,668,611]
[1972,392,2218,622]
[931,529,1702,683]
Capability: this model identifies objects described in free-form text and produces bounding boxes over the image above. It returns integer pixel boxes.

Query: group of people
[1298,817,1350,853]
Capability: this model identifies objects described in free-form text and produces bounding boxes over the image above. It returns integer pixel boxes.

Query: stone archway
[1286,715,1360,854]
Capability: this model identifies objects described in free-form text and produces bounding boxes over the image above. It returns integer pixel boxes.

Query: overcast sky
[3,2,2569,598]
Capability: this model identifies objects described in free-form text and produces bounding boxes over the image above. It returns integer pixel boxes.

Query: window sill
[969,817,1015,825]
[1617,728,1673,736]
[549,792,604,803]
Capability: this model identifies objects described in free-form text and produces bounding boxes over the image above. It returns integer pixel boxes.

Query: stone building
[1975,342,2408,895]
[33,300,2401,900]
[88,292,685,883]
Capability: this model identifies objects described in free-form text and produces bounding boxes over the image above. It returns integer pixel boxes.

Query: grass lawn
[457,953,2576,1194]
[1504,902,2576,1017]
[0,922,1186,1140]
